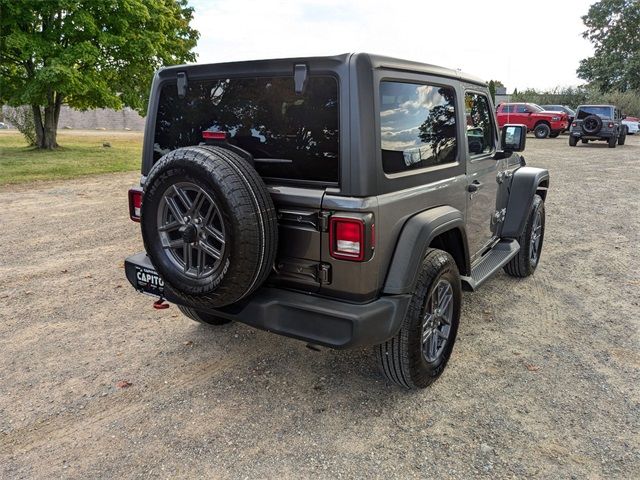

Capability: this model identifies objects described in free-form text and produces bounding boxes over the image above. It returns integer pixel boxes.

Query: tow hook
[153,298,170,310]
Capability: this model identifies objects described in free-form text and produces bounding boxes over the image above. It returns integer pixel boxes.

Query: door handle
[468,181,482,193]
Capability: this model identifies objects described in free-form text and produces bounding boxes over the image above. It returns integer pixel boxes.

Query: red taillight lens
[128,187,143,222]
[202,130,227,140]
[572,122,577,127]
[608,122,614,128]
[330,217,365,261]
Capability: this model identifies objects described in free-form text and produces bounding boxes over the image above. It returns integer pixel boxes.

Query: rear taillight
[572,122,577,127]
[128,187,143,222]
[608,122,614,128]
[202,130,228,140]
[329,217,365,261]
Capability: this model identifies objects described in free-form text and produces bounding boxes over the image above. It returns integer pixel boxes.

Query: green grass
[0,130,143,185]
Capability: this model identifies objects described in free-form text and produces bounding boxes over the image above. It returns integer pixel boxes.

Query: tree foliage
[487,79,505,104]
[577,0,640,92]
[510,85,640,116]
[0,0,199,148]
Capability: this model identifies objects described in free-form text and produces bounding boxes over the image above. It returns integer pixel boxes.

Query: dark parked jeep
[125,53,549,389]
[569,104,627,147]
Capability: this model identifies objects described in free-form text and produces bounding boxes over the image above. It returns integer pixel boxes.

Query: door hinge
[318,211,331,232]
[318,263,331,284]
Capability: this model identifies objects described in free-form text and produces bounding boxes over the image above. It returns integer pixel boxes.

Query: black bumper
[125,253,411,349]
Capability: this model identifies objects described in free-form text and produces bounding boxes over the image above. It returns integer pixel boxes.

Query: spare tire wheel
[141,145,278,308]
[581,115,602,134]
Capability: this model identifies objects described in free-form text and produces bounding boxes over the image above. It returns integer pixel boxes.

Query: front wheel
[581,139,589,144]
[504,194,545,278]
[618,128,626,145]
[534,123,551,139]
[376,249,461,389]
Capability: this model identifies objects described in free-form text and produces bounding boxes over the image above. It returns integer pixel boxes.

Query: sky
[189,0,597,92]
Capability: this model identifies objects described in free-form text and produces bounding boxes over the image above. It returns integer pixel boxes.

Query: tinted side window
[465,93,495,155]
[379,81,457,174]
[502,105,514,113]
[154,76,339,183]
[516,104,529,113]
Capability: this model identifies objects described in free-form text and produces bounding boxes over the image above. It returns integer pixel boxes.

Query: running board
[461,239,520,291]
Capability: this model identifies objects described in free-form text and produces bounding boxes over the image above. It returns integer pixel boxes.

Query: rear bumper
[125,253,411,349]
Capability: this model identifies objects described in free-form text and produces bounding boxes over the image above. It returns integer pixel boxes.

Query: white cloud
[189,0,595,91]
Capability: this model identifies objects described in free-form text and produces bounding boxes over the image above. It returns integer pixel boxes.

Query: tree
[577,0,640,92]
[0,0,199,149]
[487,79,505,103]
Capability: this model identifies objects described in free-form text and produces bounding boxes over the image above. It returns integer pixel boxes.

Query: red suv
[496,103,568,138]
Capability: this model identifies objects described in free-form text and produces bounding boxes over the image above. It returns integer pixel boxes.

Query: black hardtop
[156,52,487,86]
[577,104,615,109]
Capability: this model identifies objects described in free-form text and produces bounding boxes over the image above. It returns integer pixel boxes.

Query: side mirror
[501,124,527,152]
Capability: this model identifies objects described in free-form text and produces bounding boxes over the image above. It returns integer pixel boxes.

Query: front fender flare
[502,166,549,238]
[383,206,468,295]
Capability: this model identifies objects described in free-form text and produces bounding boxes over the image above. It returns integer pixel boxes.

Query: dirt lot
[1,135,639,479]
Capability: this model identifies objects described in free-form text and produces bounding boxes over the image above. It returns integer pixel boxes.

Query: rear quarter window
[379,81,457,174]
[153,76,340,184]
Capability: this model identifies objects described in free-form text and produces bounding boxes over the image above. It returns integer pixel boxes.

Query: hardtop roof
[158,52,487,87]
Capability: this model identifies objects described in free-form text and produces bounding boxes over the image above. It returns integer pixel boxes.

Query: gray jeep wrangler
[569,104,627,147]
[125,53,549,389]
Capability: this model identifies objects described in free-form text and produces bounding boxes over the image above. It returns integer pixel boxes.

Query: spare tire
[582,115,602,134]
[141,145,277,308]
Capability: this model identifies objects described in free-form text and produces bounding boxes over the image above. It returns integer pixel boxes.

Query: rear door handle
[468,181,482,192]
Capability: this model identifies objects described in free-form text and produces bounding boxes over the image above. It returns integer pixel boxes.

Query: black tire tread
[504,195,545,278]
[142,145,277,308]
[376,249,460,389]
[177,304,232,325]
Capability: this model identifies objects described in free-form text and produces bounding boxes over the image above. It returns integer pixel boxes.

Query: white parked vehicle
[622,117,639,135]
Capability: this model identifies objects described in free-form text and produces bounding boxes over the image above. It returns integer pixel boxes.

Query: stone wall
[2,105,145,131]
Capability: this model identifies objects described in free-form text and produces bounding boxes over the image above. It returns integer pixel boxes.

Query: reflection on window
[380,81,457,174]
[154,76,339,183]
[465,93,495,155]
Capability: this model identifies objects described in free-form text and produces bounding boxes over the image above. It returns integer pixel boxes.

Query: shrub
[4,106,37,146]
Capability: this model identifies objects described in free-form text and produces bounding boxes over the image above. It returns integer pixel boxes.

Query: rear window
[577,106,612,119]
[153,76,339,183]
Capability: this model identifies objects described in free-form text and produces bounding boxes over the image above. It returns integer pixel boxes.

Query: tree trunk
[32,105,45,147]
[42,104,58,149]
[32,93,62,149]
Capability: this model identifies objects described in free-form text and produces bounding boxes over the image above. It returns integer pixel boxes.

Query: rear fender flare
[383,206,468,295]
[502,167,549,238]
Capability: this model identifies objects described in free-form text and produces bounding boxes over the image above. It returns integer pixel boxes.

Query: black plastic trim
[125,252,411,349]
[383,206,467,294]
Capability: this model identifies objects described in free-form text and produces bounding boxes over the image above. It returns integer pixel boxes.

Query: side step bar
[461,239,520,291]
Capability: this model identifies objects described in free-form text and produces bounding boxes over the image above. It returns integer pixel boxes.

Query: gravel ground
[1,135,639,479]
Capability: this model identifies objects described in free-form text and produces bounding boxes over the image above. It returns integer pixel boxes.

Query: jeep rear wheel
[141,145,278,308]
[608,135,617,148]
[569,136,578,146]
[504,194,545,278]
[534,123,551,139]
[376,249,461,389]
[177,305,231,326]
